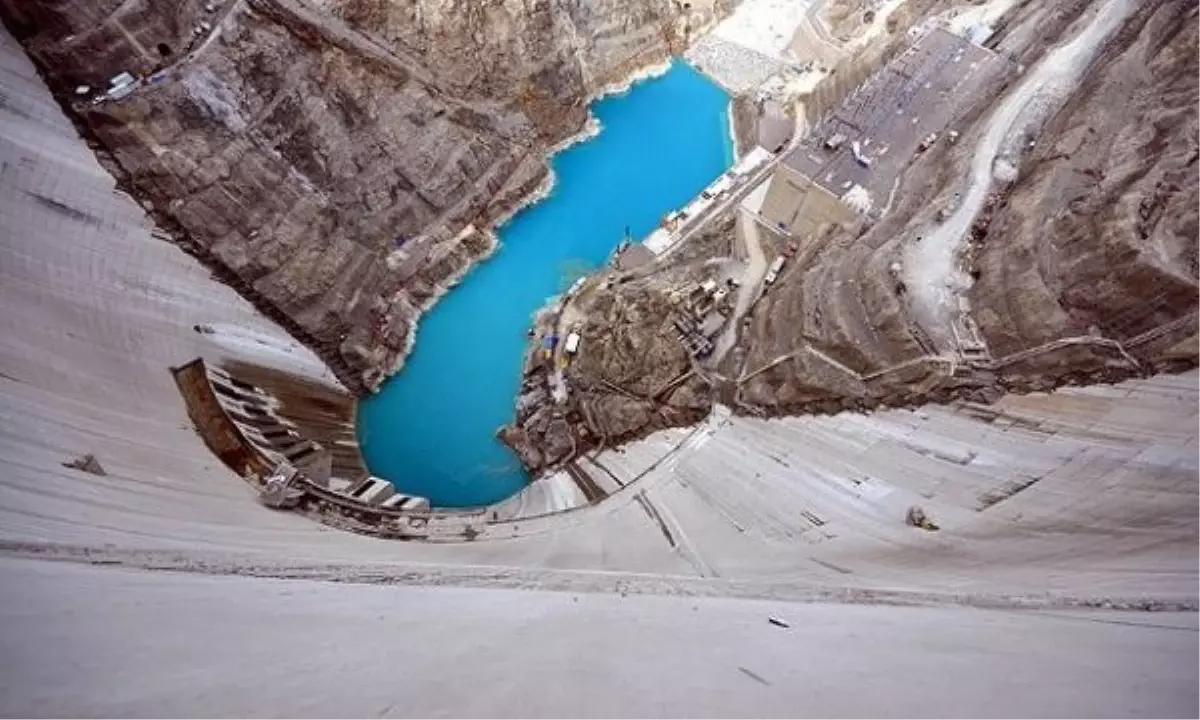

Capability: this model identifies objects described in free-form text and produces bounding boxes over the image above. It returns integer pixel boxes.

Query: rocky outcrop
[501,276,712,475]
[1,0,733,392]
[968,0,1199,374]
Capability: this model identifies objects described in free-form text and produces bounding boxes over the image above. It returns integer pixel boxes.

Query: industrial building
[758,27,1010,238]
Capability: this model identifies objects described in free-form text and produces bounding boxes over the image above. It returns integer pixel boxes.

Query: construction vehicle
[764,256,786,285]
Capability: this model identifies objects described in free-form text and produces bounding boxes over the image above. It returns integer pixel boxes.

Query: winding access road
[904,0,1136,352]
[710,207,768,365]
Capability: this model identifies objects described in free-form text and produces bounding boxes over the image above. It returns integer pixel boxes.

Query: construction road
[904,0,1136,352]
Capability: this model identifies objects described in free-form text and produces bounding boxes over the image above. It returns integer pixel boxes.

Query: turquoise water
[357,60,732,508]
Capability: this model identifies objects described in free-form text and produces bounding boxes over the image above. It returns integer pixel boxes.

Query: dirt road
[903,0,1136,352]
[710,208,767,364]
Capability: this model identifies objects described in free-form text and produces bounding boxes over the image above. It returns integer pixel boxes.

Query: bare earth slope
[970,0,1199,364]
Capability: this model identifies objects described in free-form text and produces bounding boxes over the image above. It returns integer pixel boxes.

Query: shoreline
[377,55,684,387]
[357,54,712,491]
[725,100,741,160]
[593,57,674,99]
[376,225,502,393]
[492,58,677,231]
[490,114,600,232]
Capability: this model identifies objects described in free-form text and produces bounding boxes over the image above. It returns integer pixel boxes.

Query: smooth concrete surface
[2,21,1195,595]
[1,557,1196,718]
[0,22,1197,718]
[758,160,859,236]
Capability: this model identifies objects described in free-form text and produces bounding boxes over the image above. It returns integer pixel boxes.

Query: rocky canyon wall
[738,0,1198,412]
[502,0,1199,477]
[1,0,733,393]
[968,0,1199,366]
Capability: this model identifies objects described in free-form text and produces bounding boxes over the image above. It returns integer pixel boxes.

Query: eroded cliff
[968,0,1199,368]
[734,0,1197,412]
[1,0,733,392]
[503,0,1199,476]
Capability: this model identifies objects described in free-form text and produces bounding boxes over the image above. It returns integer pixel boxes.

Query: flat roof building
[758,164,858,239]
[757,28,1010,238]
[785,28,1008,214]
[564,332,581,355]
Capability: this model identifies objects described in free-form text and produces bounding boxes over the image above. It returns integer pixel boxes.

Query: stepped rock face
[504,0,1198,475]
[968,0,1199,362]
[0,0,731,392]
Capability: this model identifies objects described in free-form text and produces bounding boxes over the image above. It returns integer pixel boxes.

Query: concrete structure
[7,555,1193,719]
[684,0,818,92]
[0,24,1196,719]
[757,101,794,152]
[644,147,774,257]
[730,145,773,177]
[175,359,334,485]
[758,162,860,238]
[347,476,396,505]
[766,26,1011,235]
[788,28,1008,205]
[380,492,431,512]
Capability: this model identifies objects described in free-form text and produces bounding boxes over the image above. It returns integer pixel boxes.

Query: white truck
[764,256,786,285]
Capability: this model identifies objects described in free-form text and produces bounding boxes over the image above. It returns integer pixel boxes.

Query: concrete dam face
[0,3,1197,718]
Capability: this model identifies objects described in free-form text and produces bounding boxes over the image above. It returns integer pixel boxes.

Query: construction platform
[783,27,1011,217]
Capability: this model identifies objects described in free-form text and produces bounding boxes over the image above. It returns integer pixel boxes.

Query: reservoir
[357,60,733,508]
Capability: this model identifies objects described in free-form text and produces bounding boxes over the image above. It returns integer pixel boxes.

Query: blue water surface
[356,60,732,508]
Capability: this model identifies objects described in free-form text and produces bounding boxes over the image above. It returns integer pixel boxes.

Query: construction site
[761,27,1009,231]
[501,11,1040,470]
[0,0,1197,715]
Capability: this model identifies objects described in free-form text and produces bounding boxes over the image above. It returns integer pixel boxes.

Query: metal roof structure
[784,28,1010,213]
